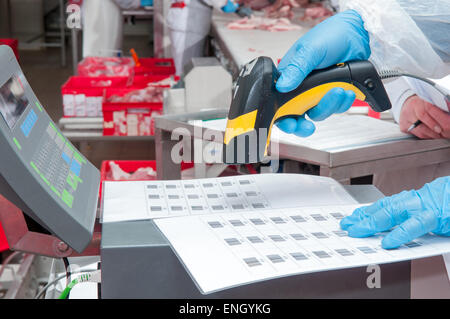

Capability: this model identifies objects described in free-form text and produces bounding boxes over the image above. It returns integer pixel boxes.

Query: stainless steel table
[59,117,155,168]
[154,109,450,182]
[210,11,309,76]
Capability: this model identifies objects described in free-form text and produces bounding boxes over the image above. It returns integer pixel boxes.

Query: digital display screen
[0,75,29,129]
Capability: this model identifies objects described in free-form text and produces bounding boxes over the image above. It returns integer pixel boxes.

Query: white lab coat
[167,0,228,75]
[82,0,140,58]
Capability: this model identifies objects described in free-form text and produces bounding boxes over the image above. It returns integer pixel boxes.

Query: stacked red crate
[0,39,19,61]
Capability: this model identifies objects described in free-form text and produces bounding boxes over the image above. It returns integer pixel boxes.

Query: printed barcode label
[243,257,261,267]
[311,214,326,221]
[290,233,307,241]
[270,217,285,224]
[333,230,347,237]
[331,212,344,220]
[358,246,376,254]
[404,241,422,248]
[250,218,265,225]
[208,221,222,228]
[224,238,241,246]
[335,248,353,256]
[291,252,308,261]
[247,236,263,244]
[313,251,331,259]
[312,232,328,239]
[229,220,244,227]
[269,235,285,242]
[252,203,265,209]
[267,254,284,264]
[290,215,306,223]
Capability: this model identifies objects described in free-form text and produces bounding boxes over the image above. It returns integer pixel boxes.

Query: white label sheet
[155,205,450,294]
[102,174,356,223]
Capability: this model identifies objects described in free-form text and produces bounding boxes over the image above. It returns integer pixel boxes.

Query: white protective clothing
[339,0,450,79]
[82,0,141,58]
[167,0,228,75]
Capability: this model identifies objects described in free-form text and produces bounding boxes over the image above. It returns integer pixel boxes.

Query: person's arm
[340,177,450,249]
[385,77,450,139]
[276,0,450,137]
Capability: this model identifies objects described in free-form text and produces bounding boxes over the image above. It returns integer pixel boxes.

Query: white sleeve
[201,0,228,10]
[339,0,450,79]
[384,78,416,124]
[113,0,141,9]
[385,75,450,124]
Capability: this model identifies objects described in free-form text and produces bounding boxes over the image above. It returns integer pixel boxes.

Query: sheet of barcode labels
[155,205,450,294]
[101,174,450,294]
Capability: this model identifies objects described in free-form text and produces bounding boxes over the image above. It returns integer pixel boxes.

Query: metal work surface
[154,110,450,181]
[101,185,411,299]
[211,11,308,75]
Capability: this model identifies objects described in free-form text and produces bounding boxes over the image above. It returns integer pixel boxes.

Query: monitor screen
[0,75,29,129]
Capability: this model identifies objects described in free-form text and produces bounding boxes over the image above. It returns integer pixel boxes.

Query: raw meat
[227,16,302,32]
[263,0,308,19]
[300,3,333,24]
[106,78,173,103]
[78,57,135,77]
[107,86,165,103]
[107,161,157,181]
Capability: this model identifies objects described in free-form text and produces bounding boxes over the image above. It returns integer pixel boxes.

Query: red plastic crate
[99,160,194,198]
[134,58,176,76]
[102,87,164,136]
[0,39,19,61]
[102,75,176,136]
[0,222,8,252]
[61,75,175,118]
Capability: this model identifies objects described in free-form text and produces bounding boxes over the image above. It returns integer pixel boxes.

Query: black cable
[62,257,71,299]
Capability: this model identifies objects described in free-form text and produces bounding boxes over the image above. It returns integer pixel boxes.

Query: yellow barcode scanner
[223,56,392,164]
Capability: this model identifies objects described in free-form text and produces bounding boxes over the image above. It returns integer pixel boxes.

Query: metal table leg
[71,28,79,75]
[155,128,182,180]
[59,0,66,67]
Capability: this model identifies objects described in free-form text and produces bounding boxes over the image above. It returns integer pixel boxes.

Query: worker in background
[167,0,240,75]
[82,0,153,58]
[275,0,449,249]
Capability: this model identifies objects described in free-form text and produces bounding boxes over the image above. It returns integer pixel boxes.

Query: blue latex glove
[222,0,239,13]
[340,176,450,249]
[275,10,371,137]
[140,0,153,6]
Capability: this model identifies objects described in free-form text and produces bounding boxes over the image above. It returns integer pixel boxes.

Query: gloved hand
[222,0,239,13]
[340,176,450,249]
[140,0,153,6]
[275,10,371,137]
